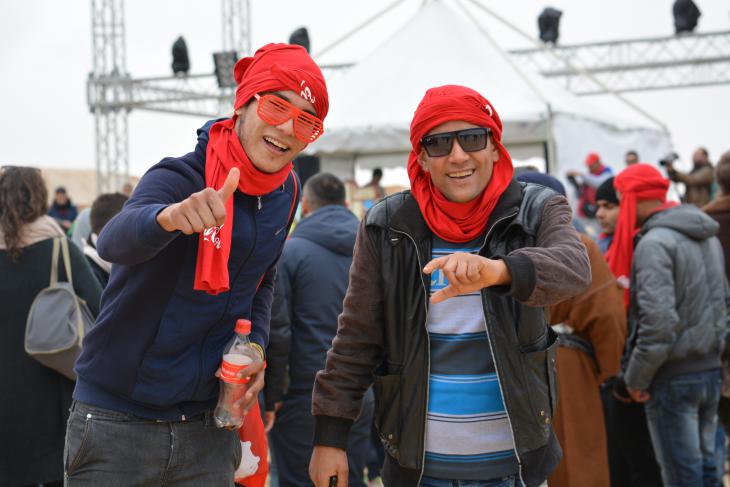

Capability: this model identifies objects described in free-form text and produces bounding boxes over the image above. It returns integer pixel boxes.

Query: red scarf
[194,43,328,294]
[408,85,513,243]
[605,163,676,307]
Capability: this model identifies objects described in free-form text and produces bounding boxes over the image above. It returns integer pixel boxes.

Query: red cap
[235,319,251,335]
[584,152,601,166]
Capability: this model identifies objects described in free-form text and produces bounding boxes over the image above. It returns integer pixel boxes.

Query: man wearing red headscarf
[310,85,590,487]
[566,152,613,219]
[608,164,727,486]
[66,44,328,486]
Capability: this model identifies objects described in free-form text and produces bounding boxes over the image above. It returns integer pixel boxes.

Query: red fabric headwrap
[195,43,328,294]
[408,85,514,243]
[605,163,676,307]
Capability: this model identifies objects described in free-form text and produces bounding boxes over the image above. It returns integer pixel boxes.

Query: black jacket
[265,204,360,407]
[313,181,591,487]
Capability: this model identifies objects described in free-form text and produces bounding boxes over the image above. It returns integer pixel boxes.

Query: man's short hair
[304,173,346,210]
[625,150,639,159]
[90,192,129,235]
[372,168,383,179]
[716,150,730,195]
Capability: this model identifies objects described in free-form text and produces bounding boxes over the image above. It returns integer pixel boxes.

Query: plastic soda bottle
[214,319,261,428]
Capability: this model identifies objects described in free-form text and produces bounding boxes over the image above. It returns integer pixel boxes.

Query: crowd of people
[1,41,729,487]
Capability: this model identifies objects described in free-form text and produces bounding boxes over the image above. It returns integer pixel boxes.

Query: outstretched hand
[423,252,511,304]
[156,168,240,234]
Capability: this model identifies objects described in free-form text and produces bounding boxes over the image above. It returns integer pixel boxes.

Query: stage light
[212,51,238,88]
[673,0,701,35]
[538,7,562,44]
[289,27,311,53]
[171,36,190,76]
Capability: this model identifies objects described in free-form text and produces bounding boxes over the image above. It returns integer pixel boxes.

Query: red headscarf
[585,152,606,175]
[606,163,676,306]
[195,43,328,294]
[408,85,514,243]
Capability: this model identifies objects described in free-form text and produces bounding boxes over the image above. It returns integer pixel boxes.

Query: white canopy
[309,0,672,180]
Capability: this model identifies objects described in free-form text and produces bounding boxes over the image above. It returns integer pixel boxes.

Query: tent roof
[312,0,662,155]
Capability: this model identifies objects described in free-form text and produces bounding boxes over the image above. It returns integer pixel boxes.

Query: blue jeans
[644,369,721,487]
[419,475,517,487]
[64,401,240,486]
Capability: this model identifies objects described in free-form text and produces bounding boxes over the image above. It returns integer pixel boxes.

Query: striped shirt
[423,236,518,481]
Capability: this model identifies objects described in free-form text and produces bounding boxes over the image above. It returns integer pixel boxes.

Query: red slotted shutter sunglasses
[254,94,324,143]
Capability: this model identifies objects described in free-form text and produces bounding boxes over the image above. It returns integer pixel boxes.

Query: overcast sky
[1,0,729,182]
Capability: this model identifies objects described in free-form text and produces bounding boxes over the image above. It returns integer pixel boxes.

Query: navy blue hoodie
[265,204,359,402]
[74,120,299,420]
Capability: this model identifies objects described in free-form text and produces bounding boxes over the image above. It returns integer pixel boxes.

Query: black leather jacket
[314,181,591,487]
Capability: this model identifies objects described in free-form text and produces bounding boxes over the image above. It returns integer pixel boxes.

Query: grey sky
[1,0,728,178]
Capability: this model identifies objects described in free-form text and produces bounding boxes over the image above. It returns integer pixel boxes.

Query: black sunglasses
[421,127,491,158]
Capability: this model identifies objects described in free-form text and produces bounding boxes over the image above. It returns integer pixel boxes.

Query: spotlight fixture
[673,0,701,35]
[212,51,238,88]
[538,7,562,44]
[289,27,311,53]
[171,36,190,76]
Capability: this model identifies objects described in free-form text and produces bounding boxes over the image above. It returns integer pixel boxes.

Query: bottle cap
[235,319,251,335]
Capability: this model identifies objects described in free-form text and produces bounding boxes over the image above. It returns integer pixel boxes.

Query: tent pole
[465,0,669,133]
[313,0,407,60]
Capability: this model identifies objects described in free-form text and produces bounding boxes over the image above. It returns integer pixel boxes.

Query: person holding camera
[664,147,714,207]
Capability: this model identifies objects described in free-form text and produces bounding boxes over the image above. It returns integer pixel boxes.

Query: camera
[659,152,679,167]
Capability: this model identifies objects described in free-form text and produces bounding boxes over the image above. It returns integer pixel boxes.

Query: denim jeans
[64,401,241,486]
[644,369,721,487]
[419,475,517,487]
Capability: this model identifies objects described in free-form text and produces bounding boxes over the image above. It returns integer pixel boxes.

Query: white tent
[309,0,673,182]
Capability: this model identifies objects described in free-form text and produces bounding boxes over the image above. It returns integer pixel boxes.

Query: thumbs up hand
[157,168,240,234]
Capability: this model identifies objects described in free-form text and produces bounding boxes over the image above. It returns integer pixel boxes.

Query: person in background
[265,173,374,487]
[83,192,129,287]
[595,174,664,487]
[625,150,639,166]
[566,152,613,220]
[0,167,101,487]
[71,207,92,249]
[666,147,714,207]
[595,177,619,254]
[363,167,386,200]
[611,164,727,486]
[47,186,78,232]
[309,85,591,487]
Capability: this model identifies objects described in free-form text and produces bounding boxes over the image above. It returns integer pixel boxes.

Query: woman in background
[0,166,101,487]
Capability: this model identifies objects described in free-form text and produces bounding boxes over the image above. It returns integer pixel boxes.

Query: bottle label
[220,354,254,384]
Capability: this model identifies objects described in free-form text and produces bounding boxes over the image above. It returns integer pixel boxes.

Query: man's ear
[418,149,430,172]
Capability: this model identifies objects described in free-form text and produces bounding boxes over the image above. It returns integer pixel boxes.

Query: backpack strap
[49,238,60,286]
[59,237,74,288]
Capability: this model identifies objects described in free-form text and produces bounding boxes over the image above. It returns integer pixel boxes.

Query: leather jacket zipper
[390,228,430,485]
[479,210,527,486]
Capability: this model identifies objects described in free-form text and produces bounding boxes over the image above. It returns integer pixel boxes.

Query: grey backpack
[25,237,94,380]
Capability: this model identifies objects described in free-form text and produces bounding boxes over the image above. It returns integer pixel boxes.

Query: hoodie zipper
[257,196,262,210]
[390,228,430,486]
[478,210,527,486]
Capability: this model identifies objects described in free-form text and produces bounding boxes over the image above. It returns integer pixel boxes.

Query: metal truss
[509,30,730,95]
[89,0,129,194]
[88,0,250,194]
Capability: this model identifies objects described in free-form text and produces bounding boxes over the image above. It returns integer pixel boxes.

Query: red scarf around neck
[408,85,513,243]
[193,119,293,294]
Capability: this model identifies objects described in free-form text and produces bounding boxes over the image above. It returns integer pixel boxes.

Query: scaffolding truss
[87,0,250,193]
[509,30,730,95]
